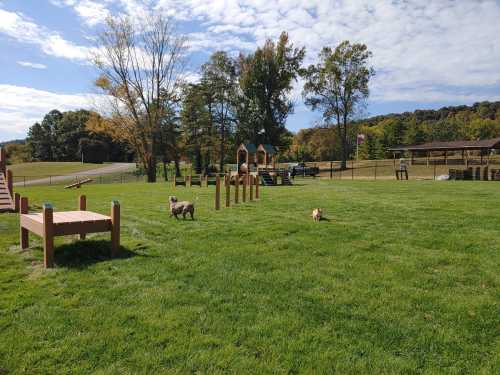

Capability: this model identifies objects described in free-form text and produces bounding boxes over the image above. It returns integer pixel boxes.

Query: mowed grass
[0,180,499,374]
[8,162,111,181]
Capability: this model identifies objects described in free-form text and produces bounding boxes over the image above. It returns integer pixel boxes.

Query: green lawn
[8,162,111,181]
[0,180,499,373]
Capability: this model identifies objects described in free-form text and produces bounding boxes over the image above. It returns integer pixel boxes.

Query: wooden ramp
[0,148,14,213]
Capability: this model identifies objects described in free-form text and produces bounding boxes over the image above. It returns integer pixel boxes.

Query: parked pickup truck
[288,162,320,177]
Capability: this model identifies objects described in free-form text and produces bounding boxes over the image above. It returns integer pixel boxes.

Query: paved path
[14,163,136,187]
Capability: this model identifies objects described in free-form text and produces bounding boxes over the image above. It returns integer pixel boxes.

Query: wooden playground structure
[235,143,291,186]
[0,147,18,213]
[19,195,120,268]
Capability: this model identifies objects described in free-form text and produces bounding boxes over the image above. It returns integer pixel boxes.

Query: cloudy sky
[1,0,500,141]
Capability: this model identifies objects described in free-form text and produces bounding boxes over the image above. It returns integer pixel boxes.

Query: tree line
[288,101,500,161]
[24,109,132,163]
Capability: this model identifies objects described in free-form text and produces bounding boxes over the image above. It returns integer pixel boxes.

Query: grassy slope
[8,162,111,181]
[0,180,499,374]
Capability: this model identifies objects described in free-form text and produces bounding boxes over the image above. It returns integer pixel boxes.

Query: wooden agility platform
[19,195,120,268]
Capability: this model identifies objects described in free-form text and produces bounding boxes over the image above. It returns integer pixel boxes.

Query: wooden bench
[19,195,120,268]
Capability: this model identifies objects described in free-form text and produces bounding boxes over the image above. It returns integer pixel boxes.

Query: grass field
[8,162,112,181]
[0,180,499,373]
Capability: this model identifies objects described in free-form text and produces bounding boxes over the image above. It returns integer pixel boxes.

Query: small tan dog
[311,208,322,222]
[169,196,195,220]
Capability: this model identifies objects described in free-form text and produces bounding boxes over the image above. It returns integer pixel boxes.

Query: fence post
[330,162,333,179]
[374,160,377,180]
[433,162,437,180]
[49,175,52,185]
[215,175,221,210]
[351,160,354,180]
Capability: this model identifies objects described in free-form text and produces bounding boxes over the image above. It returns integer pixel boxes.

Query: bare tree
[91,14,187,182]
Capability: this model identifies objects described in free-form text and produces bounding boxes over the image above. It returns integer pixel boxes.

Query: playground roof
[388,137,500,152]
[238,143,257,153]
[259,144,277,155]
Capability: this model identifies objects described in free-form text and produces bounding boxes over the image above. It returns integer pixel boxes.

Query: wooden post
[6,169,13,197]
[433,162,437,180]
[43,203,54,268]
[234,174,239,204]
[187,175,191,187]
[330,161,333,179]
[225,176,231,207]
[374,160,377,180]
[444,151,448,165]
[79,195,87,240]
[242,174,247,202]
[204,175,208,187]
[111,200,120,257]
[215,175,221,210]
[426,151,430,166]
[20,197,29,249]
[14,192,20,213]
[351,160,354,180]
[249,175,254,201]
[255,174,260,199]
[173,175,176,188]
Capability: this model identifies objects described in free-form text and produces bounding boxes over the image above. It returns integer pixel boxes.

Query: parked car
[288,162,320,177]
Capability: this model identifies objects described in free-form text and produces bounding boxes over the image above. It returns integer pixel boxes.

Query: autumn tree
[91,14,186,182]
[302,41,374,169]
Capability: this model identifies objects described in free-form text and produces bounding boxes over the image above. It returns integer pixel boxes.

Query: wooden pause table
[19,195,120,268]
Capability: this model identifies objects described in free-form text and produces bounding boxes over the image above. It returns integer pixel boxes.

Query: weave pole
[215,175,221,210]
[234,174,240,203]
[255,174,260,199]
[225,175,231,207]
[249,175,254,201]
[242,174,247,202]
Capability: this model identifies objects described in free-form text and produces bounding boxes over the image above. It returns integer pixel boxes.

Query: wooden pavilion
[388,138,500,167]
[236,143,278,172]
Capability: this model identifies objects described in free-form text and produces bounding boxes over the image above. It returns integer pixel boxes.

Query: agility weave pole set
[214,174,260,210]
[19,195,120,268]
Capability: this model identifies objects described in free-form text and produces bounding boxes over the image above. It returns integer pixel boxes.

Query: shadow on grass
[54,240,138,269]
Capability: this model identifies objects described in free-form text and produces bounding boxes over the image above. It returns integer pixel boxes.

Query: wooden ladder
[0,148,14,213]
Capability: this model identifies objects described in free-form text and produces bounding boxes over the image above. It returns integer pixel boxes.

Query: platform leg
[111,200,120,257]
[242,176,247,203]
[43,203,54,268]
[79,195,86,240]
[20,197,29,249]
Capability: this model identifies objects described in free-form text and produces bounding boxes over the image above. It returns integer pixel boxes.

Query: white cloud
[0,8,92,60]
[17,61,47,69]
[51,0,111,26]
[0,84,105,141]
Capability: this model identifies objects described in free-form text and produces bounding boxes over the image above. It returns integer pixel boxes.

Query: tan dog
[169,196,195,220]
[312,208,322,222]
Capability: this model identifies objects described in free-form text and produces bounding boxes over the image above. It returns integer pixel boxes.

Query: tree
[302,41,374,169]
[92,14,186,182]
[201,51,238,172]
[54,110,90,161]
[26,109,62,161]
[180,84,211,174]
[237,32,305,146]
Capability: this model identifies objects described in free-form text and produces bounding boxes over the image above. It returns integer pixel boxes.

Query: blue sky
[1,0,500,142]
